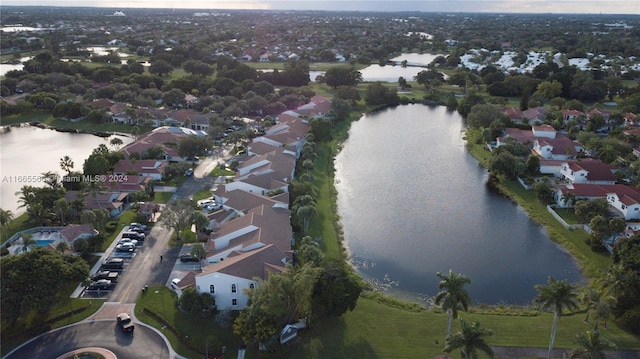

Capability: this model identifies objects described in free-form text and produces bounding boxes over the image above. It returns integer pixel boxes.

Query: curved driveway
[4,321,170,359]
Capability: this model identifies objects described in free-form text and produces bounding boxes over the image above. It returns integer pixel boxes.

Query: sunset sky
[0,0,638,14]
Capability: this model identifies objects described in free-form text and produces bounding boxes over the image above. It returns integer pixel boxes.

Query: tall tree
[110,137,123,151]
[534,276,579,359]
[443,319,495,359]
[434,270,473,354]
[1,247,89,319]
[0,208,14,239]
[59,155,74,175]
[159,198,197,240]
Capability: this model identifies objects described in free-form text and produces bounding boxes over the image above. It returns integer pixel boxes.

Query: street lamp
[155,289,166,317]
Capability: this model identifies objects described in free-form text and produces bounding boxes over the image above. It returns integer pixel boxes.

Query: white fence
[546,205,592,233]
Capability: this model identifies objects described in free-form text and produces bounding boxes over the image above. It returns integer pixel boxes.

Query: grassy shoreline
[287,102,639,357]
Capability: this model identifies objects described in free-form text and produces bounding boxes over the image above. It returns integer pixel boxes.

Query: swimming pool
[36,239,56,247]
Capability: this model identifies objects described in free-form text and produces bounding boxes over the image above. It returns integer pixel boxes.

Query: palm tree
[59,155,74,175]
[568,330,614,359]
[600,263,628,300]
[434,269,473,355]
[444,319,495,359]
[560,192,576,208]
[591,299,614,330]
[21,233,35,253]
[578,287,600,322]
[0,208,14,239]
[534,276,579,359]
[54,198,69,225]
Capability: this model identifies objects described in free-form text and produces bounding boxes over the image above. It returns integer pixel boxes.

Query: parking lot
[80,224,152,299]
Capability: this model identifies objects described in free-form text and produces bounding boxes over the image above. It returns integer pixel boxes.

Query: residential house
[103,175,153,193]
[65,191,128,217]
[235,151,296,181]
[531,124,557,139]
[522,106,548,124]
[60,223,99,246]
[539,159,568,177]
[533,136,583,160]
[259,52,272,62]
[214,185,289,214]
[204,204,292,262]
[292,96,332,118]
[502,107,523,124]
[559,159,618,185]
[113,159,167,180]
[608,189,640,220]
[561,109,584,124]
[190,244,289,309]
[225,172,290,196]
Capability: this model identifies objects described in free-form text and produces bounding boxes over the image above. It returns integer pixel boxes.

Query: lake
[0,126,133,215]
[334,104,584,305]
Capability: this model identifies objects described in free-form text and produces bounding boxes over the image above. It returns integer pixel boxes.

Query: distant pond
[335,104,584,305]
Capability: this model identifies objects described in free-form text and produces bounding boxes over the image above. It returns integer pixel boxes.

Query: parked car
[122,231,145,241]
[205,203,221,212]
[118,238,139,246]
[87,279,112,290]
[170,278,181,290]
[90,270,120,282]
[128,223,147,233]
[115,243,135,252]
[179,254,199,262]
[197,198,214,207]
[184,169,194,177]
[129,222,147,231]
[117,313,135,333]
[102,258,124,270]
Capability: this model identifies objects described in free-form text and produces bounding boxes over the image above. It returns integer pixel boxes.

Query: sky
[0,0,638,14]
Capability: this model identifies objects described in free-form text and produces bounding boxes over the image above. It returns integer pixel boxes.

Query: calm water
[335,104,583,305]
[0,126,132,215]
[308,53,443,83]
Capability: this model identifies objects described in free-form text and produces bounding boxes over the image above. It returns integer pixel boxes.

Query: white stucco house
[607,191,640,220]
[559,159,617,185]
[193,244,289,310]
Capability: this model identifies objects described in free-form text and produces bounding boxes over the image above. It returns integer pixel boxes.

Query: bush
[105,221,117,234]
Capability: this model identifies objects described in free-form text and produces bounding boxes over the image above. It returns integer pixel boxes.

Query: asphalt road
[4,321,170,359]
[95,148,230,304]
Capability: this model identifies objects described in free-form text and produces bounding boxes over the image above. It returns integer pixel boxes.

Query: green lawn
[152,191,173,204]
[0,212,31,243]
[192,188,213,201]
[286,296,639,359]
[135,286,248,358]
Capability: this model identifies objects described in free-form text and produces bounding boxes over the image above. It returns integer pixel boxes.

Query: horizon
[0,1,638,15]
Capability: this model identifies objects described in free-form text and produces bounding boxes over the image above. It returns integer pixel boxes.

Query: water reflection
[335,104,583,304]
[0,126,133,215]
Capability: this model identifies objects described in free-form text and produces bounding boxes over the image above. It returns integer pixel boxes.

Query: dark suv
[117,313,135,333]
[179,254,199,262]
